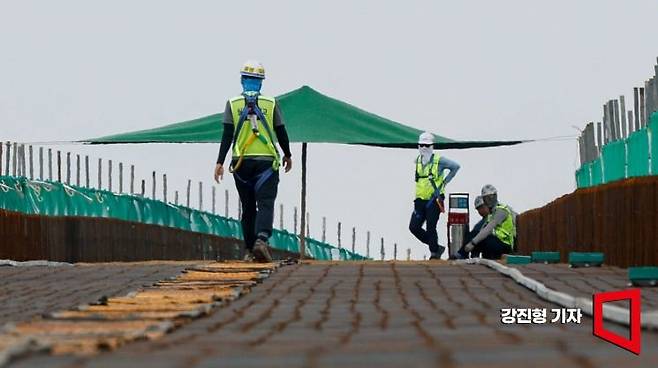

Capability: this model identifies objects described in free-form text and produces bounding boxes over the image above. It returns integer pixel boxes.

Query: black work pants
[233,159,279,251]
[409,197,443,253]
[472,235,511,260]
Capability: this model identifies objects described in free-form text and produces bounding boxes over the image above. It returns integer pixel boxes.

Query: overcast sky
[1,0,657,259]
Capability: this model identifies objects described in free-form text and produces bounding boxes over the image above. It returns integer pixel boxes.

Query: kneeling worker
[409,132,460,260]
[456,195,490,259]
[463,184,516,259]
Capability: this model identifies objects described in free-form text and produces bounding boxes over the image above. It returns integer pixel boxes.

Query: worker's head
[418,132,434,158]
[240,60,265,93]
[474,195,490,217]
[481,184,498,208]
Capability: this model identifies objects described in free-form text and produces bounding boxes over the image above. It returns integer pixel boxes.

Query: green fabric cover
[84,86,523,149]
[590,158,603,186]
[575,163,591,188]
[0,176,368,261]
[651,112,658,175]
[627,128,650,177]
[601,140,626,183]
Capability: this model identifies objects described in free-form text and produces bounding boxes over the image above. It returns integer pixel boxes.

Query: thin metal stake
[186,179,191,207]
[12,142,18,176]
[28,145,33,179]
[152,171,156,200]
[212,186,216,214]
[48,149,52,180]
[130,165,135,194]
[118,163,123,193]
[352,227,356,254]
[199,181,203,210]
[108,160,113,191]
[85,156,89,187]
[66,152,71,184]
[163,174,168,202]
[39,147,43,179]
[57,151,61,182]
[322,217,327,242]
[225,189,229,217]
[76,155,80,186]
[97,158,102,189]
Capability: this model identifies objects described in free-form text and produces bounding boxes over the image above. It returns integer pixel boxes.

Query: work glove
[464,242,475,253]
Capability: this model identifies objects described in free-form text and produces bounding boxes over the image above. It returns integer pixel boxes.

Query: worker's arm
[273,105,292,158]
[215,101,234,165]
[438,157,460,184]
[471,208,507,245]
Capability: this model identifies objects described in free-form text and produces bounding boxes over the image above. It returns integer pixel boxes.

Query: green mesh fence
[601,140,626,183]
[627,128,650,177]
[649,112,658,175]
[590,158,603,186]
[575,163,591,188]
[0,176,368,261]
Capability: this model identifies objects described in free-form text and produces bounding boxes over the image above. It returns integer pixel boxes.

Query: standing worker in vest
[214,60,293,263]
[409,132,460,260]
[463,184,516,259]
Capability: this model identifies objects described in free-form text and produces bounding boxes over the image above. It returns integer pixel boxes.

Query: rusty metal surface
[7,262,658,368]
[517,176,658,268]
[0,209,297,262]
[0,261,281,366]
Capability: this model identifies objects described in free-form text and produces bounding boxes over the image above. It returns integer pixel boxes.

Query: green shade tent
[85,85,523,149]
[84,85,524,257]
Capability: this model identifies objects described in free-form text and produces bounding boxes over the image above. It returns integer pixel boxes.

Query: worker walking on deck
[463,185,516,259]
[456,195,490,259]
[214,60,293,263]
[409,132,460,260]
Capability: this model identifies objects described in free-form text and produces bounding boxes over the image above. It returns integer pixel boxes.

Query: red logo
[592,289,641,355]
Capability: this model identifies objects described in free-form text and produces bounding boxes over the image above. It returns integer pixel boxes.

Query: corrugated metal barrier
[517,176,658,268]
[0,209,297,262]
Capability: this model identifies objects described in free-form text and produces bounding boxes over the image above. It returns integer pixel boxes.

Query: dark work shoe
[243,250,255,262]
[253,239,273,263]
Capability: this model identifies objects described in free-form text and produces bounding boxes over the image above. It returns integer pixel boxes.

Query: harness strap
[234,167,275,193]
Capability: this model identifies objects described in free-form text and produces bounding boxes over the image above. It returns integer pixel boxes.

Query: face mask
[419,146,433,164]
[241,77,263,93]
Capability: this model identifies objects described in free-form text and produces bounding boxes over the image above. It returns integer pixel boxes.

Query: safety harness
[229,91,280,173]
[415,155,446,212]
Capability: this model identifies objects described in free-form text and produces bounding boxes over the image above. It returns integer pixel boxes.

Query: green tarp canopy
[84,85,523,149]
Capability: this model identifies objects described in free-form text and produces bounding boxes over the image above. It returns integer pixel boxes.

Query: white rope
[0,259,73,267]
[456,258,658,330]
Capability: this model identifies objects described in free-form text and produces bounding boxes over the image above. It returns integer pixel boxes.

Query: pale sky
[2,0,657,259]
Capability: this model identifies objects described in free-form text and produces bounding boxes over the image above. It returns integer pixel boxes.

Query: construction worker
[214,60,293,263]
[463,185,516,259]
[456,195,490,259]
[409,132,460,260]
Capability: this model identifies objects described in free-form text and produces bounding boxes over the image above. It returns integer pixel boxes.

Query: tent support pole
[299,143,308,259]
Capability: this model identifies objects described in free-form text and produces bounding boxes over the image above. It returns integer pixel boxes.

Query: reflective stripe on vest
[415,154,445,200]
[493,203,515,248]
[230,95,278,159]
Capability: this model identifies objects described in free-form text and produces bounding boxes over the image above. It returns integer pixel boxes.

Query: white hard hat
[474,195,485,208]
[240,60,265,79]
[418,132,434,145]
[481,184,498,196]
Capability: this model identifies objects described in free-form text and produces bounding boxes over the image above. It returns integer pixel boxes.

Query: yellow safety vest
[230,95,279,162]
[491,203,515,248]
[415,154,445,200]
